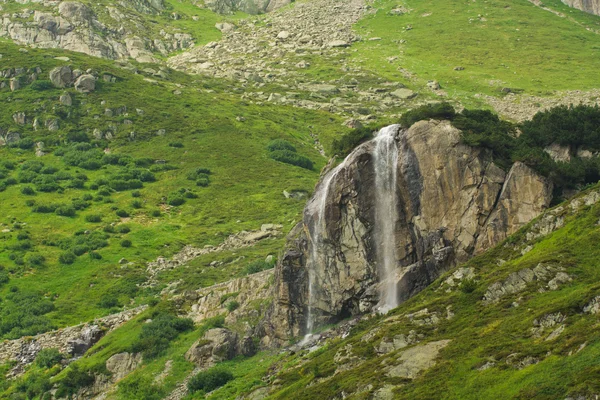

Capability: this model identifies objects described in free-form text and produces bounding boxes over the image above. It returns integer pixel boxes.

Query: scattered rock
[74,74,96,93]
[386,340,451,379]
[50,66,74,88]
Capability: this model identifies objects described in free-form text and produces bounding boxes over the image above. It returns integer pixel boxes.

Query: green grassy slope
[0,41,348,333]
[228,187,600,400]
[352,0,600,100]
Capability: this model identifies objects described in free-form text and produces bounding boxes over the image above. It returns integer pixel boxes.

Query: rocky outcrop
[185,327,254,369]
[562,0,600,15]
[106,352,143,381]
[0,1,193,62]
[0,306,146,377]
[263,120,553,342]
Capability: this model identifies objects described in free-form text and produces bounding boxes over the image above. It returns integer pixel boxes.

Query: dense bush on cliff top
[402,103,600,199]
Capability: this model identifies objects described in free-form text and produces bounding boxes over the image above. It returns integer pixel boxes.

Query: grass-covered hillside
[217,185,600,400]
[0,39,350,337]
[353,0,600,98]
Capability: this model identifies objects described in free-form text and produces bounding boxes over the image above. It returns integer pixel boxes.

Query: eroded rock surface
[264,121,553,341]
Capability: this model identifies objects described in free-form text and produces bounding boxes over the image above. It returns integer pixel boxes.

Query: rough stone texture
[182,269,273,325]
[264,121,553,341]
[0,306,146,377]
[483,264,571,304]
[475,161,554,252]
[74,74,96,92]
[105,352,142,381]
[386,340,451,379]
[544,143,572,163]
[0,1,193,62]
[185,328,239,368]
[50,65,74,88]
[562,0,600,15]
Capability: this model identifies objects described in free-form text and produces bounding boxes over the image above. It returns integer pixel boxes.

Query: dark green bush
[24,253,45,267]
[117,225,131,234]
[400,102,456,127]
[0,289,55,339]
[58,252,76,265]
[268,150,313,170]
[130,313,194,359]
[30,80,54,91]
[168,196,185,206]
[116,209,130,218]
[225,300,240,312]
[187,367,234,394]
[55,365,95,398]
[131,200,143,209]
[460,279,478,294]
[85,214,102,223]
[329,126,376,156]
[168,142,184,148]
[245,260,274,275]
[35,348,64,368]
[55,205,76,217]
[267,139,296,152]
[120,239,132,248]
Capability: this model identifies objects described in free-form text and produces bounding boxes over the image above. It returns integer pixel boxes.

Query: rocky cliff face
[562,0,600,15]
[262,120,553,343]
[0,1,193,62]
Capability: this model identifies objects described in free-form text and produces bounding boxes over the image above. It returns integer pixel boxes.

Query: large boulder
[74,74,96,93]
[105,352,142,381]
[49,66,74,88]
[263,120,553,342]
[185,328,239,368]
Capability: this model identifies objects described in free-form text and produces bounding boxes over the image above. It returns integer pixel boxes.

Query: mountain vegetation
[0,0,599,398]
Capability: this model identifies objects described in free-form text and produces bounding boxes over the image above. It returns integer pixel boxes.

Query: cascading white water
[303,125,401,341]
[304,168,339,339]
[372,125,400,313]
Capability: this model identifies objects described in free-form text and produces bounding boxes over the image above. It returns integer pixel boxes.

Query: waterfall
[372,125,400,313]
[305,167,339,338]
[303,124,401,340]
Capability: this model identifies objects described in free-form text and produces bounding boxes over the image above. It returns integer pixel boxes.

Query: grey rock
[105,352,142,380]
[50,66,74,88]
[391,88,416,99]
[386,340,451,378]
[60,93,73,106]
[9,78,20,91]
[74,74,96,93]
[264,121,552,342]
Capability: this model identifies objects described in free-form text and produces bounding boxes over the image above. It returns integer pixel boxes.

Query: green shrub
[55,205,76,217]
[0,267,9,286]
[30,80,54,91]
[24,253,45,267]
[329,126,376,156]
[150,209,161,217]
[117,225,131,234]
[55,365,95,398]
[118,374,164,400]
[168,195,185,206]
[400,102,456,127]
[187,367,234,394]
[98,294,120,309]
[225,300,240,312]
[116,209,130,218]
[0,289,55,338]
[130,313,194,359]
[120,239,132,248]
[58,252,76,265]
[131,200,143,209]
[85,214,102,223]
[267,139,296,152]
[269,150,313,170]
[131,190,141,197]
[245,260,273,275]
[460,279,478,294]
[35,348,64,368]
[168,142,184,148]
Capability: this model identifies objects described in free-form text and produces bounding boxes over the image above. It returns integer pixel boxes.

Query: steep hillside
[226,183,600,400]
[0,0,600,399]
